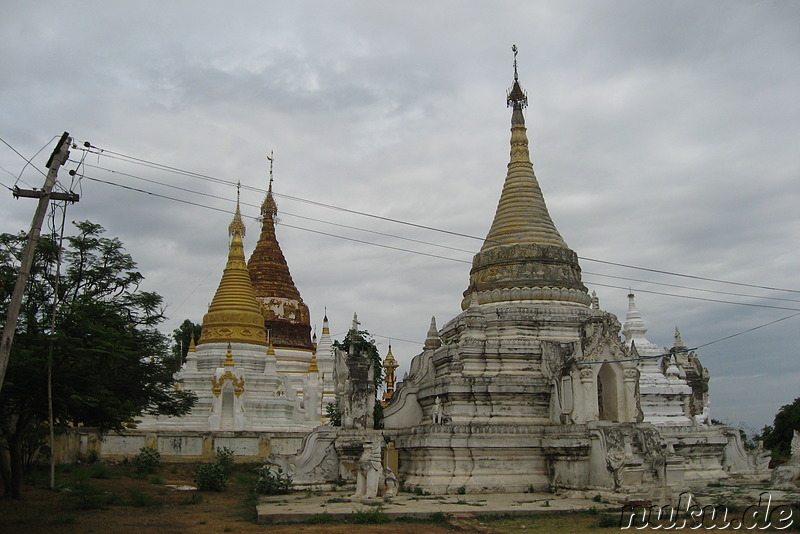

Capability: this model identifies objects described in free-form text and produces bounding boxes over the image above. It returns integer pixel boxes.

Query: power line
[580,311,800,365]
[81,174,472,264]
[583,272,800,304]
[585,281,800,312]
[75,166,799,305]
[82,173,800,314]
[0,135,57,185]
[73,142,800,295]
[79,162,476,255]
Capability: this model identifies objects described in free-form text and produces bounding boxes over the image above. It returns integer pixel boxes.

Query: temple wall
[57,428,309,463]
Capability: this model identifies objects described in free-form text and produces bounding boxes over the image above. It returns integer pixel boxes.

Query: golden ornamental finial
[224,343,235,366]
[228,182,247,238]
[308,352,319,373]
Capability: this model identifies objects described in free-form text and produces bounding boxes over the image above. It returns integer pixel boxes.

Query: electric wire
[585,281,800,312]
[81,173,800,314]
[71,142,800,295]
[71,163,800,364]
[79,162,476,255]
[580,311,800,365]
[0,135,56,185]
[581,271,800,304]
[75,165,799,305]
[80,174,474,264]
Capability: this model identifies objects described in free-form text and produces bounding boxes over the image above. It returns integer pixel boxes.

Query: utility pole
[0,132,73,393]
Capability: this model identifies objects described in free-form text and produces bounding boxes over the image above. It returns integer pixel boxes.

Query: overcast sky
[2,1,798,431]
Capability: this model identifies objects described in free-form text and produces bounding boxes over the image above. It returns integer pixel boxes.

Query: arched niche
[597,362,623,422]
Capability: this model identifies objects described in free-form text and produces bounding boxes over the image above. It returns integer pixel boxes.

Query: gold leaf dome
[199,200,268,347]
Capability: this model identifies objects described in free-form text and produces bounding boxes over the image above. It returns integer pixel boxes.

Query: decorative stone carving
[432,396,443,424]
[353,440,383,499]
[380,467,399,498]
[771,430,800,489]
[722,428,771,478]
[333,332,376,430]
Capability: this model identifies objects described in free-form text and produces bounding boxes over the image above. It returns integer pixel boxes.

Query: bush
[89,463,113,479]
[215,447,235,475]
[253,464,292,495]
[195,462,228,492]
[132,447,161,474]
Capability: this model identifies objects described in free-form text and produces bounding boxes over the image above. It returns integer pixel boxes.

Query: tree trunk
[0,445,11,497]
[7,431,23,499]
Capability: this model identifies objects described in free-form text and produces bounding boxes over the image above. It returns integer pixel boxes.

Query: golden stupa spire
[247,154,314,351]
[188,331,197,352]
[224,343,235,366]
[308,352,319,373]
[463,46,589,309]
[198,189,268,347]
[228,181,247,238]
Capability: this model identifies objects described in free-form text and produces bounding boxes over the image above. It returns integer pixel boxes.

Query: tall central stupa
[383,51,729,495]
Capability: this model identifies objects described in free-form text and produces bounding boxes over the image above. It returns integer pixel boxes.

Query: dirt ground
[0,462,615,534]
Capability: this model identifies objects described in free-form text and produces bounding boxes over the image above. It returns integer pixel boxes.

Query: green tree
[166,319,202,372]
[0,221,195,498]
[332,330,383,390]
[761,396,800,459]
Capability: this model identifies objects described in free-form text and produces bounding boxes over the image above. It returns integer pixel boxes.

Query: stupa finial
[228,182,247,238]
[261,151,277,218]
[507,44,527,111]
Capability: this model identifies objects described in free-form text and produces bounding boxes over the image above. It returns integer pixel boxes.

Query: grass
[125,487,160,507]
[304,511,336,524]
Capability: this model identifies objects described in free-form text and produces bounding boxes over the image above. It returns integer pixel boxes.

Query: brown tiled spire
[247,163,314,351]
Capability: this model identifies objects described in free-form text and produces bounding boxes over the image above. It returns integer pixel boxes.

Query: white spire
[622,293,659,357]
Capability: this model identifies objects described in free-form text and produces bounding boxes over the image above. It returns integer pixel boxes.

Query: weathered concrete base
[66,428,312,462]
[256,490,615,524]
[387,421,730,495]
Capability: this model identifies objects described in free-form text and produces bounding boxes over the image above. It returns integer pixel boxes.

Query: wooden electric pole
[0,132,73,393]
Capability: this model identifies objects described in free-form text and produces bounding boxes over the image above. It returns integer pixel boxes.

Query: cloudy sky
[2,1,798,431]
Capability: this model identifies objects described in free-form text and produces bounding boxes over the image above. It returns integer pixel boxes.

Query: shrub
[195,462,227,492]
[63,478,116,509]
[132,447,161,474]
[89,463,112,479]
[253,464,292,495]
[215,446,235,475]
